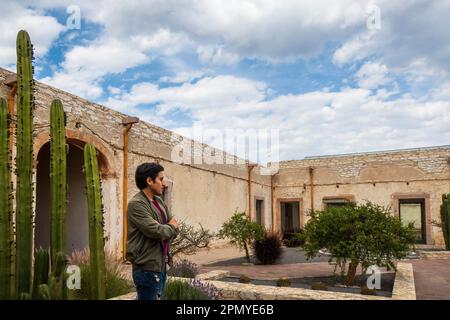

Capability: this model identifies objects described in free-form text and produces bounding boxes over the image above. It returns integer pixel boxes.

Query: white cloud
[197,46,240,66]
[40,38,148,99]
[0,2,64,67]
[159,70,207,84]
[27,0,366,63]
[333,0,450,86]
[130,29,193,56]
[100,74,450,160]
[356,61,392,90]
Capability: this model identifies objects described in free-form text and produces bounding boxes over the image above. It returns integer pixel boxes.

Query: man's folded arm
[128,202,177,240]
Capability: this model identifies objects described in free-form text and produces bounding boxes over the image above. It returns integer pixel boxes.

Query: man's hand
[168,217,179,230]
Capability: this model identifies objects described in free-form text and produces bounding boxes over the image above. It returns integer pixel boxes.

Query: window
[323,198,350,208]
[255,199,264,226]
[399,198,426,243]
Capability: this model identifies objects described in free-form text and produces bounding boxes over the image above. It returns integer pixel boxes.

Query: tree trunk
[243,243,250,262]
[346,261,358,286]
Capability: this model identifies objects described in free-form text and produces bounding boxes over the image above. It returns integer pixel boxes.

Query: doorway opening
[280,201,300,233]
[35,142,89,255]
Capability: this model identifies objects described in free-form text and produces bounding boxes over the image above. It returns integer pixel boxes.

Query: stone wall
[275,147,450,246]
[0,67,272,257]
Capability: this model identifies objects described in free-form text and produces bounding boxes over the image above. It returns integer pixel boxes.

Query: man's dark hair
[135,162,164,190]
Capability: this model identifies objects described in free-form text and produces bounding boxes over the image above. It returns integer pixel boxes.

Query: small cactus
[360,284,377,296]
[49,251,68,300]
[276,277,291,287]
[31,248,49,299]
[311,282,328,291]
[440,194,450,250]
[38,284,51,300]
[19,292,31,300]
[84,144,106,299]
[238,275,251,283]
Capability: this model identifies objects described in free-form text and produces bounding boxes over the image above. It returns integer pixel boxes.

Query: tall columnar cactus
[31,248,49,299]
[15,29,35,296]
[50,99,67,266]
[84,144,106,299]
[0,98,14,299]
[440,194,450,250]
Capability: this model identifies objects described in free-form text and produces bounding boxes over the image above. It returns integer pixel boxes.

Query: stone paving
[122,245,450,300]
[409,260,450,300]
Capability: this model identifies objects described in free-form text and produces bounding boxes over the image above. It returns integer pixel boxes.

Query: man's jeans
[132,267,167,300]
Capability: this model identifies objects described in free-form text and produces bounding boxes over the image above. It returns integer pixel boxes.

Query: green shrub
[303,202,416,286]
[283,228,306,247]
[253,231,283,264]
[217,212,265,262]
[276,277,291,287]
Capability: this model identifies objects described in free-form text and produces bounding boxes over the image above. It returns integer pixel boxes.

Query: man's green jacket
[126,191,179,272]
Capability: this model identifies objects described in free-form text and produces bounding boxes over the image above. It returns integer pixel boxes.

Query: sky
[1,0,450,162]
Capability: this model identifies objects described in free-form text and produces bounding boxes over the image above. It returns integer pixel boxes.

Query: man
[126,162,179,300]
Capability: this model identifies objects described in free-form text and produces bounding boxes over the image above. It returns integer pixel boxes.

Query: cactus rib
[50,100,67,266]
[84,144,106,299]
[0,98,13,299]
[15,29,34,296]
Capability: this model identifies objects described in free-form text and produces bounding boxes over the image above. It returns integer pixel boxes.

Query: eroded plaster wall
[0,68,272,258]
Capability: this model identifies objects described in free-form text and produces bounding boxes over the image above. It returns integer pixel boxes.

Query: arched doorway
[34,129,117,257]
[35,142,89,255]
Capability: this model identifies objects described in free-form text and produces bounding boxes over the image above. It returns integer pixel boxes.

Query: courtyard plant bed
[204,247,330,267]
[219,272,395,297]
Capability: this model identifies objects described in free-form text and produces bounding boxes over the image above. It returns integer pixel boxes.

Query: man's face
[147,171,165,196]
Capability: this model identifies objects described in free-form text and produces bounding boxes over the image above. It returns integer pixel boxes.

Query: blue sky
[1,0,450,161]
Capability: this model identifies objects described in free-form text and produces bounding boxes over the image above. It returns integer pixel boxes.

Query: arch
[35,142,90,253]
[34,128,117,179]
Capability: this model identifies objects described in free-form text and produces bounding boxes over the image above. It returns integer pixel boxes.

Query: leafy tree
[303,202,416,286]
[217,212,265,262]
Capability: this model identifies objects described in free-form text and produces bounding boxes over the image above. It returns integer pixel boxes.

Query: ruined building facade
[1,67,448,259]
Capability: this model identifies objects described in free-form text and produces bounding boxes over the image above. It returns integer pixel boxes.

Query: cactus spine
[0,98,14,299]
[15,29,35,296]
[441,194,450,250]
[84,144,106,300]
[50,100,67,266]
